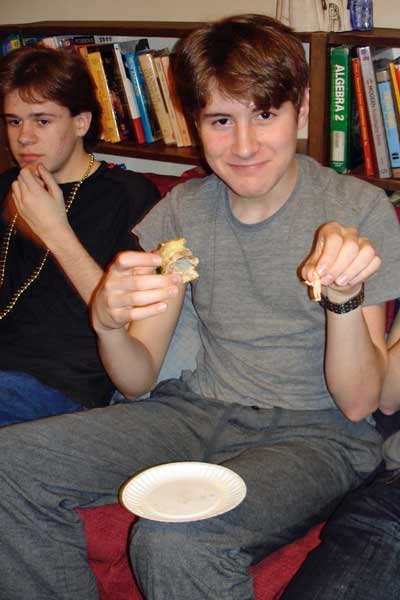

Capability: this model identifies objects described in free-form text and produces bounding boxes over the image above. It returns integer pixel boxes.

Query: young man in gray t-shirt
[1,14,400,600]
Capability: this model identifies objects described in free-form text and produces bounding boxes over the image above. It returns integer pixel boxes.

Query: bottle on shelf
[350,0,373,32]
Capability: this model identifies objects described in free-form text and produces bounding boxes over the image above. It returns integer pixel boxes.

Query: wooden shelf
[0,22,323,172]
[326,27,400,192]
[97,138,309,165]
[96,139,204,166]
[346,165,400,193]
[0,21,205,38]
[328,27,400,48]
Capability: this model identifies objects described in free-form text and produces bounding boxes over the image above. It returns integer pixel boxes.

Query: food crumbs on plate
[305,271,322,302]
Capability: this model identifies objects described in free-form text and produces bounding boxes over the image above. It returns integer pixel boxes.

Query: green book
[329,46,351,173]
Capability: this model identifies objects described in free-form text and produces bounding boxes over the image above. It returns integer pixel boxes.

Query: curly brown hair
[0,45,102,151]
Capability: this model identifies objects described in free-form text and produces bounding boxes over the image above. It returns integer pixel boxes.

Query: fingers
[11,180,21,205]
[110,249,162,273]
[17,164,44,190]
[12,167,46,214]
[302,222,381,291]
[93,251,182,330]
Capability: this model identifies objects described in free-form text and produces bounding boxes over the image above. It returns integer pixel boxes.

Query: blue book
[376,60,400,177]
[2,33,22,55]
[124,49,162,144]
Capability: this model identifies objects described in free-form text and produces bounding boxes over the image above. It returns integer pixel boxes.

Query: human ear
[297,88,310,130]
[74,111,92,138]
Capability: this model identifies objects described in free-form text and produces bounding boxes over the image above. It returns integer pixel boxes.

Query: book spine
[357,46,392,178]
[2,33,22,55]
[161,54,194,147]
[97,44,132,142]
[124,52,160,143]
[86,50,120,143]
[390,62,400,122]
[154,53,183,147]
[329,46,351,173]
[39,36,59,49]
[113,43,145,144]
[137,51,175,145]
[376,67,400,176]
[351,57,375,176]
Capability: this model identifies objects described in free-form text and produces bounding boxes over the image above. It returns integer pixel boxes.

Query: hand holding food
[153,238,199,284]
[302,222,381,302]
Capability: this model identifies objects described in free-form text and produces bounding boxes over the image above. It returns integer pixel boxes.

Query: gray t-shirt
[133,155,400,411]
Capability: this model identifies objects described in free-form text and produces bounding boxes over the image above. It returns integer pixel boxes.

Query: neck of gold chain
[0,153,95,320]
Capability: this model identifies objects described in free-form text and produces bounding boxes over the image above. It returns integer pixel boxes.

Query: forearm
[97,327,159,400]
[92,269,185,399]
[45,223,103,304]
[324,302,387,421]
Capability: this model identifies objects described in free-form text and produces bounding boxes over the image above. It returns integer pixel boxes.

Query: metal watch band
[319,284,365,314]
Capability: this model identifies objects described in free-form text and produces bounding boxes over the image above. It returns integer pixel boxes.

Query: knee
[129,517,252,580]
[130,519,199,570]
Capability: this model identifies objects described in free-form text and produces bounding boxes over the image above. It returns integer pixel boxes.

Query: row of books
[2,32,195,148]
[329,44,400,179]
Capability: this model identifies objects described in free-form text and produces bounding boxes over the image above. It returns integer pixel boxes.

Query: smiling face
[3,89,91,182]
[197,84,309,222]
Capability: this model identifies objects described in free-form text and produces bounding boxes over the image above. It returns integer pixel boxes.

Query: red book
[351,57,375,177]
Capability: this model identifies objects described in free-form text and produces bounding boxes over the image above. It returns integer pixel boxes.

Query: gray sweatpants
[0,379,382,600]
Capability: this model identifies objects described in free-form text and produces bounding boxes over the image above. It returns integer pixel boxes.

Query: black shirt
[0,161,160,407]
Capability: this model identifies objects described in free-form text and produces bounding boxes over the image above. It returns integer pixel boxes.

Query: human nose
[17,121,36,145]
[231,122,258,158]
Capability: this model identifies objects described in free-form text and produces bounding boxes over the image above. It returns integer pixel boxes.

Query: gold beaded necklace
[0,153,95,320]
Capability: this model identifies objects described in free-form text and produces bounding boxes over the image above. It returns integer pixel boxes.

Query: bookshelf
[0,21,399,191]
[0,21,327,171]
[327,27,400,192]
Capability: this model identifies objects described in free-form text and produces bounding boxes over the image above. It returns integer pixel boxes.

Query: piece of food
[305,270,322,301]
[154,238,199,284]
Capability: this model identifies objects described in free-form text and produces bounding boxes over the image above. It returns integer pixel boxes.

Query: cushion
[143,165,207,197]
[77,504,323,600]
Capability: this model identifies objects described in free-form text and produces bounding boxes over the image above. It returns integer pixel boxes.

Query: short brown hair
[174,14,309,122]
[0,45,102,151]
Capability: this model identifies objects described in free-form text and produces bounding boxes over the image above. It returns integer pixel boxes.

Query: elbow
[340,392,380,422]
[340,405,376,422]
[329,372,384,423]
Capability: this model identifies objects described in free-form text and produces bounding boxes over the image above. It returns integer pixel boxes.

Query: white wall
[0,0,398,27]
[0,0,276,24]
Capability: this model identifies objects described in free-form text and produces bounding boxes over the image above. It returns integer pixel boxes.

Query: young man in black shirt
[0,45,159,424]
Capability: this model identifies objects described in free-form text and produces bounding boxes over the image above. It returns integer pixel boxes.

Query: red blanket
[77,504,323,600]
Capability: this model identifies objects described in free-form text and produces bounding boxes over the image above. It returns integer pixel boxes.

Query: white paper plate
[120,462,247,523]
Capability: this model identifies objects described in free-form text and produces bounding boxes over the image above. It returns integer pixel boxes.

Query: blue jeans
[0,371,83,426]
[282,466,400,600]
[0,379,381,600]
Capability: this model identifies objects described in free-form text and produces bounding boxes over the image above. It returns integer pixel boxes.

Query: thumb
[302,233,324,281]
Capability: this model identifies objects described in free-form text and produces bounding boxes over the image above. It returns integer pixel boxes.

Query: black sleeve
[77,166,161,269]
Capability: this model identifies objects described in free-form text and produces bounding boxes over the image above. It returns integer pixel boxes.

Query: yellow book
[160,53,194,147]
[86,49,120,143]
[154,52,183,147]
[137,50,175,145]
[389,61,400,126]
